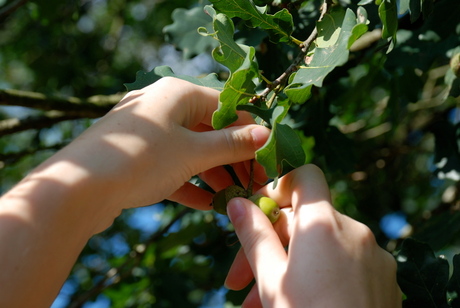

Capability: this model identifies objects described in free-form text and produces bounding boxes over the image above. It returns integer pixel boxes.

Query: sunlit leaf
[201,6,260,129]
[209,0,294,43]
[285,7,358,100]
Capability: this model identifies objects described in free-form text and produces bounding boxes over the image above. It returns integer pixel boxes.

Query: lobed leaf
[209,0,294,43]
[201,6,260,129]
[123,66,224,92]
[255,104,306,179]
[163,6,218,59]
[396,238,450,308]
[285,7,360,101]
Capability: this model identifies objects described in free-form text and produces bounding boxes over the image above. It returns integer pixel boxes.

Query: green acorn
[248,194,281,223]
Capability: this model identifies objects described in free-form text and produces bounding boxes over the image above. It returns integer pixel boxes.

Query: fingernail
[227,198,246,224]
[250,126,270,149]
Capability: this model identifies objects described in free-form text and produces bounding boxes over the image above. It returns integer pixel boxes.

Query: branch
[0,89,122,116]
[0,111,80,137]
[0,0,29,23]
[0,143,68,163]
[256,0,333,102]
[0,89,124,136]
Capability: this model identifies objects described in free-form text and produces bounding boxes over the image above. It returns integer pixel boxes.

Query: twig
[246,159,255,196]
[0,142,68,163]
[0,111,81,137]
[0,0,29,23]
[0,89,122,116]
[257,0,333,102]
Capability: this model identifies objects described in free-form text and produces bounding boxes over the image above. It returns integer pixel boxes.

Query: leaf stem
[258,0,332,102]
[246,159,255,197]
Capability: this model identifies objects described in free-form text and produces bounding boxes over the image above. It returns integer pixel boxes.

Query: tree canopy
[0,0,459,307]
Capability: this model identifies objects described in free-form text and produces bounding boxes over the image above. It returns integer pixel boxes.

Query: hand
[54,77,270,213]
[225,164,401,308]
[0,77,270,307]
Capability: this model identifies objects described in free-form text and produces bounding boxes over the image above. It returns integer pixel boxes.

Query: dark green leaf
[256,122,306,179]
[378,0,398,42]
[163,6,218,59]
[447,254,460,305]
[124,66,224,92]
[396,238,450,308]
[236,104,275,126]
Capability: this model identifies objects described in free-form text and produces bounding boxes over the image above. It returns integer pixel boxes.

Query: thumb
[227,198,287,290]
[191,125,270,170]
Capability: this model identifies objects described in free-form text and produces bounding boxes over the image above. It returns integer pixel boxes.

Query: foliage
[0,0,459,307]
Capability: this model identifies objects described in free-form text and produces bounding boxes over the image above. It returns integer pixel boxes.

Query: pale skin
[225,165,402,307]
[0,77,401,307]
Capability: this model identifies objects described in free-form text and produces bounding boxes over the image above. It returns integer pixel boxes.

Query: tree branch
[256,0,333,102]
[0,89,124,136]
[0,143,68,164]
[0,111,80,137]
[0,0,29,23]
[0,89,122,117]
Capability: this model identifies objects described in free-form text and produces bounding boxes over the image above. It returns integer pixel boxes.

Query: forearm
[0,147,123,307]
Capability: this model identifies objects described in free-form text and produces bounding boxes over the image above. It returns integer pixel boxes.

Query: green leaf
[396,238,450,308]
[123,66,224,92]
[236,104,275,126]
[212,64,258,129]
[256,121,306,179]
[201,6,260,129]
[447,254,460,305]
[209,0,294,43]
[378,0,398,41]
[163,6,218,59]
[409,0,422,22]
[285,7,358,100]
[284,75,312,104]
[200,6,252,73]
[398,0,410,15]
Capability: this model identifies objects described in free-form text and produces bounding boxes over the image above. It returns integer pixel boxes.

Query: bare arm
[0,77,270,307]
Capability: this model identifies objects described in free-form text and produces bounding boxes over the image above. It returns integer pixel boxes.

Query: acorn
[212,185,247,215]
[248,194,281,223]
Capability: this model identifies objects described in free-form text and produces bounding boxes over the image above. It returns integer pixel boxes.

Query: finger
[199,166,235,192]
[257,164,332,210]
[187,125,270,173]
[232,162,250,189]
[167,182,213,210]
[225,248,254,291]
[241,283,263,308]
[227,198,287,296]
[226,208,291,291]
